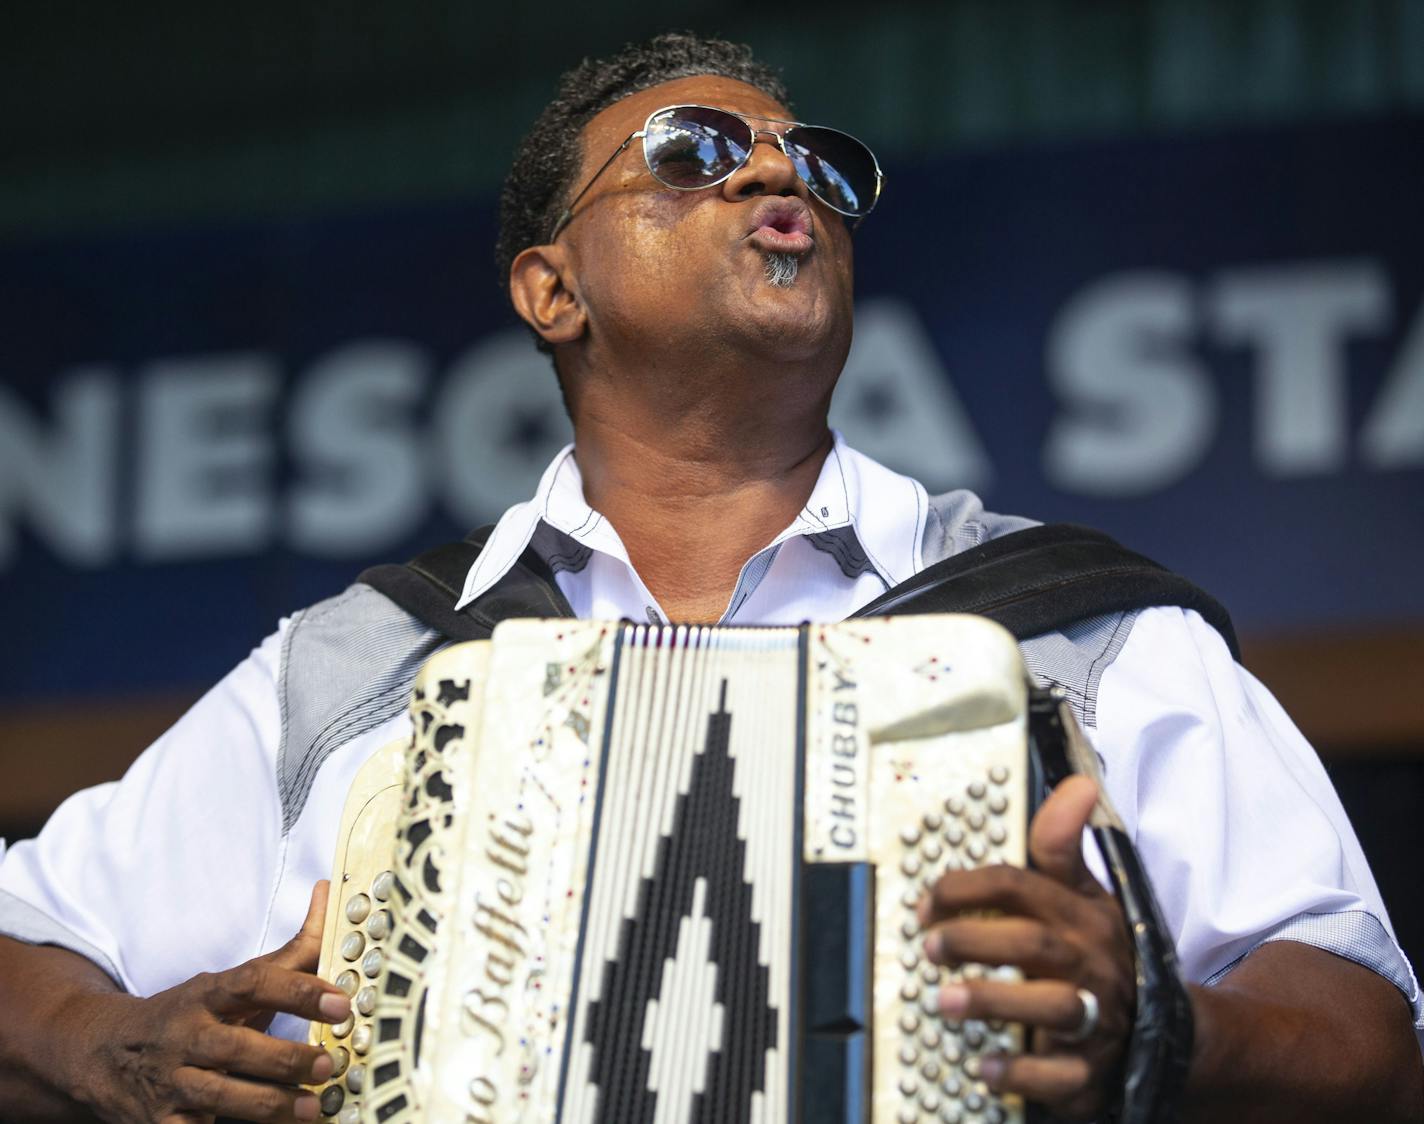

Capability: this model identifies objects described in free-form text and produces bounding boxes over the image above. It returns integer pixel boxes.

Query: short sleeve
[0,627,288,997]
[1091,606,1423,1040]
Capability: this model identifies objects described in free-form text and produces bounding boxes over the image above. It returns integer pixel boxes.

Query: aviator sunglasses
[549,103,884,241]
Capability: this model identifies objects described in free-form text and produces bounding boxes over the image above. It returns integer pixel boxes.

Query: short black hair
[496,31,791,352]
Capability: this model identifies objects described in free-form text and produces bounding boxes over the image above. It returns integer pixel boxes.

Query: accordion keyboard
[308,738,406,1124]
[888,766,1022,1124]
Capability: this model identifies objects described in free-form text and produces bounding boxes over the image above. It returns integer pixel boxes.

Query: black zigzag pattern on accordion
[584,681,778,1122]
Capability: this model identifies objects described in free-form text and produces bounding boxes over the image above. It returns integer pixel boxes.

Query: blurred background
[2,1,1421,968]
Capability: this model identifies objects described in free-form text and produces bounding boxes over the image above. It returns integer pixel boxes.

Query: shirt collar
[454,433,926,611]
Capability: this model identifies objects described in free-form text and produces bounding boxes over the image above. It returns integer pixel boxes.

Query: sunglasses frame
[548,103,884,242]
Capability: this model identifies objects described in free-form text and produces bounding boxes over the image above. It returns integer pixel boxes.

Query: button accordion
[306,615,1184,1123]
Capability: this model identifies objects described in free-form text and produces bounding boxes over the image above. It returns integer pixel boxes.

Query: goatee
[763,252,799,288]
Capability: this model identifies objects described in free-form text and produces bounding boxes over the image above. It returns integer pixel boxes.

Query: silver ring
[1062,987,1100,1043]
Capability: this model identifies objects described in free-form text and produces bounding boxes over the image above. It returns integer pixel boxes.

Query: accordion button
[366,909,392,941]
[344,894,371,925]
[988,792,1008,815]
[919,962,938,985]
[920,990,941,1016]
[362,948,385,978]
[355,986,377,1016]
[329,1046,349,1078]
[346,1064,366,1094]
[900,979,920,1003]
[967,781,987,800]
[988,824,1007,846]
[966,810,986,832]
[901,919,919,941]
[943,824,965,847]
[964,1090,986,1112]
[900,855,921,877]
[921,840,943,862]
[920,1059,942,1082]
[898,1011,920,1035]
[967,840,987,862]
[898,1075,918,1098]
[919,1027,941,1050]
[340,932,365,962]
[897,1043,919,1066]
[371,870,396,901]
[319,1084,344,1115]
[941,1039,963,1065]
[985,1106,1006,1124]
[989,764,1009,785]
[338,1106,361,1124]
[896,1108,918,1124]
[899,949,919,971]
[963,1056,981,1079]
[901,889,920,909]
[899,825,921,846]
[963,1023,986,1049]
[919,1090,941,1113]
[351,1024,372,1056]
[944,796,965,817]
[330,1015,354,1039]
[922,812,943,832]
[334,969,359,996]
[938,1103,963,1123]
[940,1072,963,1097]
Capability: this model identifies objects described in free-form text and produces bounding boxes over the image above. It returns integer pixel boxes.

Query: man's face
[556,74,857,372]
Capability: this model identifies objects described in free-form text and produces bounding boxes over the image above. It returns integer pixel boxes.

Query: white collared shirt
[456,435,926,625]
[0,437,1418,1051]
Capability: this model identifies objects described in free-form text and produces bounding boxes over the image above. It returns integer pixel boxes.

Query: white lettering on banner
[1209,261,1389,476]
[1360,296,1424,470]
[829,297,992,492]
[0,282,1419,574]
[1043,273,1216,496]
[133,354,279,559]
[436,329,573,526]
[0,369,120,568]
[286,341,430,555]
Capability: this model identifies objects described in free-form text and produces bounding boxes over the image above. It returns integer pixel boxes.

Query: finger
[172,1065,321,1123]
[917,863,1084,928]
[1029,775,1099,892]
[978,1050,1095,1110]
[936,977,1090,1034]
[188,1021,335,1086]
[923,916,1080,978]
[204,962,350,1024]
[260,881,330,973]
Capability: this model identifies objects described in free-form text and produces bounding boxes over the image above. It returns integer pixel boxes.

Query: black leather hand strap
[1028,687,1194,1123]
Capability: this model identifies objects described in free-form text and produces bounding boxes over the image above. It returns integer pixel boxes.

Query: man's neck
[572,389,834,623]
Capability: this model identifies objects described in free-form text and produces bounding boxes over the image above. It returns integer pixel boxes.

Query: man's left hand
[917,775,1134,1121]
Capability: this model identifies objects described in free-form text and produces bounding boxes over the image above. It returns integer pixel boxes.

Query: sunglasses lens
[645,106,752,188]
[784,126,879,217]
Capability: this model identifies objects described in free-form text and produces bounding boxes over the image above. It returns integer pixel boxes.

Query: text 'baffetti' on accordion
[306,614,1192,1124]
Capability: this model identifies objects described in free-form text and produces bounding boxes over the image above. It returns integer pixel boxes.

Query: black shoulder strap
[357,525,575,641]
[361,522,1238,658]
[853,522,1239,658]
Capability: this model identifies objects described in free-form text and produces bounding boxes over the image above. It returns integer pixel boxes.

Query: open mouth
[745,198,815,255]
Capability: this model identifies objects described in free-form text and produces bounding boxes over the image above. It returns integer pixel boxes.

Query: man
[0,31,1420,1123]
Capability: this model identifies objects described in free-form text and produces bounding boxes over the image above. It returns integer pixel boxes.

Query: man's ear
[509,244,586,347]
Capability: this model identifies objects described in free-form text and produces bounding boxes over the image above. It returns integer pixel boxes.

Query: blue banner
[2,116,1421,701]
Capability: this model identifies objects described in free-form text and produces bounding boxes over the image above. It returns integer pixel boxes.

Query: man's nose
[722,131,805,202]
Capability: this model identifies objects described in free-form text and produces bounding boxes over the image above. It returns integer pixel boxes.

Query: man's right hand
[2,882,351,1124]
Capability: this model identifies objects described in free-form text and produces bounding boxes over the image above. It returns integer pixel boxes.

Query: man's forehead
[582,75,792,146]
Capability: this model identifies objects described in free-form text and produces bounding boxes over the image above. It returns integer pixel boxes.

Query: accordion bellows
[311,616,1035,1124]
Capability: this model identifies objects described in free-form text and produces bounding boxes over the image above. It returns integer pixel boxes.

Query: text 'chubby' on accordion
[306,615,1056,1124]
